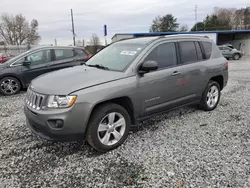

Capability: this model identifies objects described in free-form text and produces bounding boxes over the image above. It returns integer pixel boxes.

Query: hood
[31,65,125,95]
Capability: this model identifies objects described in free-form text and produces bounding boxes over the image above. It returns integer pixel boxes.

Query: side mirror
[23,60,31,66]
[139,61,158,74]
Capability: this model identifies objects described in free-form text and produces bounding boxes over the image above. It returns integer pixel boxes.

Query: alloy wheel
[97,112,126,146]
[0,78,19,95]
[206,85,219,108]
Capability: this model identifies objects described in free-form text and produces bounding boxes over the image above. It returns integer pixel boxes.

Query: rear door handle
[171,71,181,76]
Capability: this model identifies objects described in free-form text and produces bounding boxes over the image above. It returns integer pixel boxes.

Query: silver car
[24,35,228,152]
[218,45,242,60]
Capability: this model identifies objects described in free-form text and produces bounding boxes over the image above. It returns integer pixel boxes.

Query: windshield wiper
[86,64,109,70]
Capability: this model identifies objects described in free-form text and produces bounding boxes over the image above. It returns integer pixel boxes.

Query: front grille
[26,89,46,110]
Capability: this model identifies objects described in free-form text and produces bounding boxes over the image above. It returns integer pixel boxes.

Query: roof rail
[162,34,210,38]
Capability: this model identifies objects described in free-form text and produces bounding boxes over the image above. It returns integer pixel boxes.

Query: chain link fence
[0,45,32,56]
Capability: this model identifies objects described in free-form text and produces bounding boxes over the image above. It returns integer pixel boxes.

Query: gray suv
[24,35,228,152]
[218,45,242,60]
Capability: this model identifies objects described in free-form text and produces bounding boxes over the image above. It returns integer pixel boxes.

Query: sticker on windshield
[120,51,137,56]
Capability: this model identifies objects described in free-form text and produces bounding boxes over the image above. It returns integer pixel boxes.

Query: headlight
[47,95,77,108]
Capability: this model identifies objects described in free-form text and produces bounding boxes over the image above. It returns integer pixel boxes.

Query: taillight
[83,55,92,61]
[226,60,229,70]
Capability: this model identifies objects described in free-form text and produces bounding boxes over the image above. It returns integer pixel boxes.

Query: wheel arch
[0,74,25,89]
[210,75,224,90]
[88,96,136,125]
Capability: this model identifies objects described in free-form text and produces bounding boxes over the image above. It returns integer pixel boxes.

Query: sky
[2,0,250,45]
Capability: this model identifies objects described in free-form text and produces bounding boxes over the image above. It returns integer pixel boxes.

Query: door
[177,41,207,101]
[137,42,183,117]
[50,48,82,71]
[221,47,231,58]
[20,49,53,85]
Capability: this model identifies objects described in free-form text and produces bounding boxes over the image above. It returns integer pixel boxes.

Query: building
[111,30,250,56]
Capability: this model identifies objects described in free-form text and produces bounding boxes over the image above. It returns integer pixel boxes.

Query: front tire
[86,103,131,152]
[233,53,240,60]
[199,81,221,111]
[0,77,21,95]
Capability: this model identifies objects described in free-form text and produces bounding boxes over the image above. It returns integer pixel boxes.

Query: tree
[190,7,238,31]
[191,14,231,31]
[213,7,235,30]
[203,15,220,30]
[179,24,189,32]
[233,7,250,30]
[191,22,205,31]
[150,14,179,32]
[89,34,100,54]
[0,13,40,45]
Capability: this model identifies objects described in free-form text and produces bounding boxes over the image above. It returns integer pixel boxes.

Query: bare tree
[0,13,40,45]
[89,34,100,54]
[233,7,250,30]
[213,7,236,30]
[179,24,189,31]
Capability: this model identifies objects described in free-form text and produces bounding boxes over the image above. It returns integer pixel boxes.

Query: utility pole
[54,39,57,46]
[195,5,198,31]
[71,9,76,46]
[104,24,107,46]
[82,39,85,49]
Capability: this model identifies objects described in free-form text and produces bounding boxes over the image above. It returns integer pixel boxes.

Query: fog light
[56,120,64,128]
[48,119,64,129]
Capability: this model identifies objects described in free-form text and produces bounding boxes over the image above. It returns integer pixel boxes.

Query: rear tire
[0,76,21,95]
[86,103,131,152]
[199,81,221,111]
[233,53,240,60]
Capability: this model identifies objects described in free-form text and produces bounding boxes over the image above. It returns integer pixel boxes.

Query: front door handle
[46,63,53,67]
[171,71,181,76]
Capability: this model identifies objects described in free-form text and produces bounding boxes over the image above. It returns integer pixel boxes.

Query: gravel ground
[0,59,250,188]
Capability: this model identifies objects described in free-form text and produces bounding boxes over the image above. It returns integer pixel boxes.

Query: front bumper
[24,102,93,141]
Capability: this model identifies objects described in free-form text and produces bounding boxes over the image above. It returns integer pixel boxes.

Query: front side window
[55,49,74,60]
[144,42,177,69]
[26,50,51,65]
[86,43,145,71]
[179,41,198,64]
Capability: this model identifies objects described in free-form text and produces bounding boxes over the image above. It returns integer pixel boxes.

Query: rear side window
[195,42,203,60]
[144,42,177,69]
[179,41,198,64]
[201,42,212,59]
[54,49,74,60]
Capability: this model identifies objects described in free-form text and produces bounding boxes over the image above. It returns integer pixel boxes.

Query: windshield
[86,42,145,71]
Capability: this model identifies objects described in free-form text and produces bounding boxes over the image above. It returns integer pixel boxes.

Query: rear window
[74,48,87,56]
[179,41,198,64]
[201,42,212,59]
